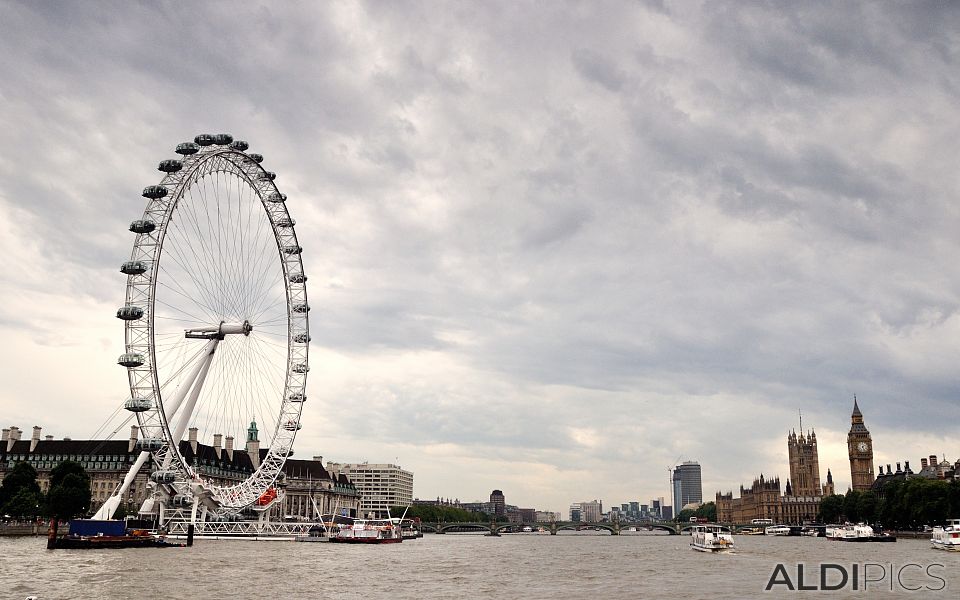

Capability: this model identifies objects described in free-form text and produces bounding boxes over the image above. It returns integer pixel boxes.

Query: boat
[826,523,896,542]
[330,519,402,544]
[393,518,422,540]
[800,529,819,537]
[294,524,331,543]
[931,519,960,551]
[48,519,183,549]
[739,527,764,535]
[764,525,792,536]
[522,526,533,532]
[690,524,735,553]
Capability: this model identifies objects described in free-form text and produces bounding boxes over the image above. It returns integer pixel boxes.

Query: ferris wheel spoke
[161,232,226,318]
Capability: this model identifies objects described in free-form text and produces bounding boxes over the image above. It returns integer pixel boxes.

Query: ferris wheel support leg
[162,338,219,471]
[92,450,152,520]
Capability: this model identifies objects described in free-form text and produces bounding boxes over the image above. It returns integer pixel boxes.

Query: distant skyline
[1,2,959,515]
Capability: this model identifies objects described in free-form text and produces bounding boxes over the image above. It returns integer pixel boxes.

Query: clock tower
[847,396,875,491]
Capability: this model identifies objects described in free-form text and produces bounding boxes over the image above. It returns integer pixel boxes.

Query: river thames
[1,532,956,599]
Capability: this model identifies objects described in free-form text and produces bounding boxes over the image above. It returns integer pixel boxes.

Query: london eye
[113,133,308,516]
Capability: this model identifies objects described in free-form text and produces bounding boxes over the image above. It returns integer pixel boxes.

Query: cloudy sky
[1,1,959,515]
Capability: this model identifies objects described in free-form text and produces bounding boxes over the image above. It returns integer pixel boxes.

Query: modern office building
[673,461,703,508]
[569,503,582,522]
[325,461,414,518]
[490,489,506,517]
[580,499,602,522]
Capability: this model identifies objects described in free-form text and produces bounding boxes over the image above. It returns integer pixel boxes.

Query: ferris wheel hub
[184,320,253,339]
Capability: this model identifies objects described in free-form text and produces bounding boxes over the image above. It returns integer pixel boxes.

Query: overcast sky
[1,1,958,515]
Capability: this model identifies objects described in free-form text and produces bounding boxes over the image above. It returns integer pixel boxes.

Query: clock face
[857,442,868,452]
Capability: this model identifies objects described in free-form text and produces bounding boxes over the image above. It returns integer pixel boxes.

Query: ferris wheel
[115,133,308,512]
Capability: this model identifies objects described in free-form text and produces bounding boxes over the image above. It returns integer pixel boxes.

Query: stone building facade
[0,424,360,520]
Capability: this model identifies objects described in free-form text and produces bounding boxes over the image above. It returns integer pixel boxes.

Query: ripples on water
[1,533,956,599]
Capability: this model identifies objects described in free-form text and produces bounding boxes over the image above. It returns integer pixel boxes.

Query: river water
[1,531,956,599]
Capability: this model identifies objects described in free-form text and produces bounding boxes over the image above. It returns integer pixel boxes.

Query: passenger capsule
[294,333,311,344]
[282,245,303,255]
[137,437,163,450]
[124,396,152,412]
[213,133,233,145]
[288,393,306,403]
[175,142,200,155]
[258,171,276,181]
[292,303,310,313]
[276,217,295,228]
[158,159,183,173]
[121,261,148,275]
[142,185,168,199]
[194,133,215,146]
[229,140,249,151]
[292,363,310,373]
[150,471,177,484]
[118,353,145,368]
[289,273,307,283]
[282,420,302,431]
[266,192,286,203]
[116,305,145,320]
[129,220,156,234]
[248,153,264,163]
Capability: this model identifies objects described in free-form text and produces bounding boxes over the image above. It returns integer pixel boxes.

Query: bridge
[416,520,747,535]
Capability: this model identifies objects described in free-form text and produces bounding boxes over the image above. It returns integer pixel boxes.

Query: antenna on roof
[799,408,802,433]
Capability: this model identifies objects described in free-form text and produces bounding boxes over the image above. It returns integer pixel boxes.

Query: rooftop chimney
[896,462,902,473]
[44,435,53,441]
[887,464,892,474]
[904,461,911,473]
[1,428,8,442]
[878,465,884,475]
[188,427,198,455]
[225,435,234,461]
[6,427,20,452]
[921,457,929,469]
[930,455,938,467]
[213,434,222,460]
[129,425,139,453]
[313,455,323,464]
[30,426,41,452]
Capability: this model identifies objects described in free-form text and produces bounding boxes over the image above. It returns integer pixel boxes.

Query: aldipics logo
[765,563,948,593]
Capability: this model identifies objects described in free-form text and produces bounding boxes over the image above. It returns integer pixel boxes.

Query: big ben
[847,396,875,491]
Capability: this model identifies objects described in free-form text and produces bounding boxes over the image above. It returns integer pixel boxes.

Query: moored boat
[931,519,960,551]
[48,519,183,549]
[330,519,402,544]
[764,525,792,536]
[690,524,735,553]
[826,523,896,542]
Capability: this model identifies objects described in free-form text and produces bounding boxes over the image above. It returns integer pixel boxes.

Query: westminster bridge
[417,520,748,535]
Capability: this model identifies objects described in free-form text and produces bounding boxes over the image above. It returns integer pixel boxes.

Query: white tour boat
[690,524,735,553]
[330,519,402,544]
[931,519,960,551]
[764,525,792,536]
[826,523,896,542]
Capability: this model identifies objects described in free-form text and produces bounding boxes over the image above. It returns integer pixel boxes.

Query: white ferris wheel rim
[118,134,308,511]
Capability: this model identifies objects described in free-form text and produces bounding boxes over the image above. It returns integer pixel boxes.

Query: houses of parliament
[716,398,874,524]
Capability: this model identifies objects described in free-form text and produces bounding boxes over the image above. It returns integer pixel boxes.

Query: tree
[0,462,41,510]
[45,461,91,520]
[843,490,862,523]
[857,491,878,524]
[818,494,845,523]
[4,487,41,519]
[695,502,717,522]
[675,508,695,523]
